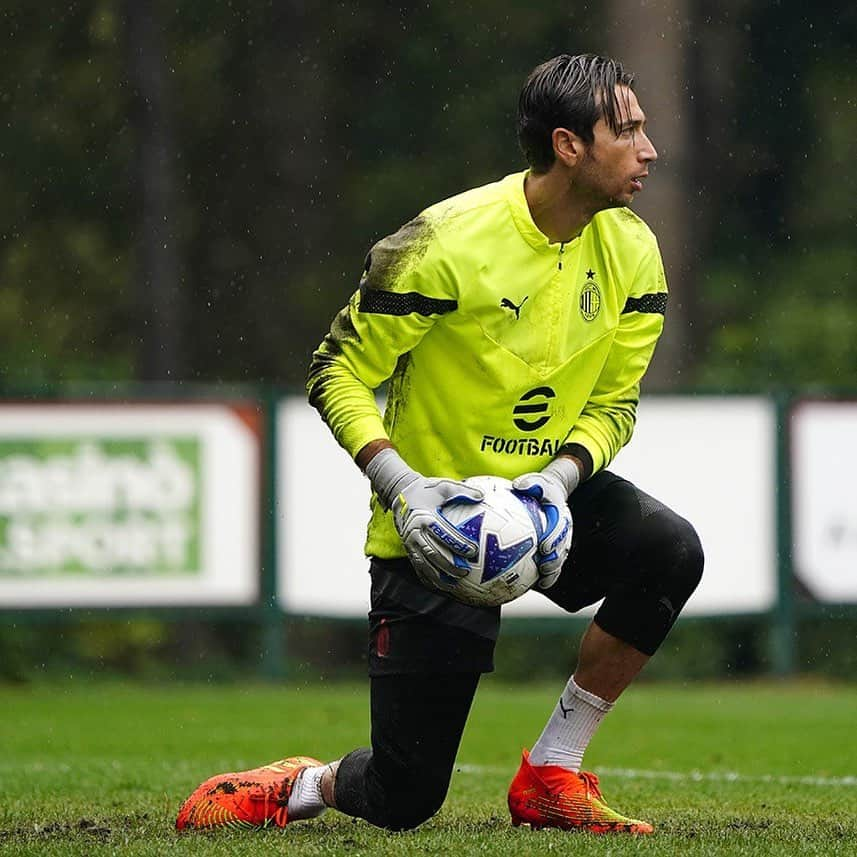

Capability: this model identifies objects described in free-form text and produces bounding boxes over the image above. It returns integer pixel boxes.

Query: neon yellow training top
[307,171,667,559]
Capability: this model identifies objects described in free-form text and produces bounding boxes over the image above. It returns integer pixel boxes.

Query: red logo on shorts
[374,619,391,658]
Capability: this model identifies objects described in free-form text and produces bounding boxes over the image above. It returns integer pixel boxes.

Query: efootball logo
[512,387,555,431]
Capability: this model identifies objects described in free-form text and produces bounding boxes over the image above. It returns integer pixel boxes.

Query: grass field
[1,678,855,856]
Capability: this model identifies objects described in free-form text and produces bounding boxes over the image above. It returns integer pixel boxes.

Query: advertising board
[792,401,857,603]
[278,396,778,618]
[0,403,260,607]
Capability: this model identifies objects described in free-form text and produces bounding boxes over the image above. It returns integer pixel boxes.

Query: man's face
[573,85,658,210]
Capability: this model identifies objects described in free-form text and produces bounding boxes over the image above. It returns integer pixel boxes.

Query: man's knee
[334,746,450,831]
[595,510,704,655]
[376,781,447,831]
[639,510,704,606]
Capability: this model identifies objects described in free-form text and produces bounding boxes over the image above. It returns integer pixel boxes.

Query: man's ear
[552,127,585,167]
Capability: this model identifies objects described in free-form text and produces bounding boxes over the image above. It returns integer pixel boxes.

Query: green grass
[1,678,855,855]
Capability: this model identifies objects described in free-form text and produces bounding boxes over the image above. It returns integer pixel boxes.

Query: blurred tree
[607,0,695,389]
[124,0,183,380]
[0,0,136,385]
[691,2,857,389]
[176,1,342,383]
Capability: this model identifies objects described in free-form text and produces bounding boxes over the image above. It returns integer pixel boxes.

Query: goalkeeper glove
[512,457,578,590]
[365,448,484,588]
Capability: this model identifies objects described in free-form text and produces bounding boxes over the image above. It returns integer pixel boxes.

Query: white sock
[286,764,327,821]
[528,675,613,772]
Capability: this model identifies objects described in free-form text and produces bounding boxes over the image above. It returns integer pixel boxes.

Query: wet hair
[517,53,635,173]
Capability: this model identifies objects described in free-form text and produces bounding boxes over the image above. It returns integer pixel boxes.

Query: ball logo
[513,386,555,431]
[446,510,534,582]
[580,282,602,322]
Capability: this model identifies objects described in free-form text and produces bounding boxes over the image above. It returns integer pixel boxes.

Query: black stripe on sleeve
[622,293,667,315]
[359,288,458,317]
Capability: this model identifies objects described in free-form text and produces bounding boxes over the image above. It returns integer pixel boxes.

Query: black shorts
[367,470,702,675]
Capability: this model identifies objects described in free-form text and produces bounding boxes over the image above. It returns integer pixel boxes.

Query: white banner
[0,403,260,607]
[278,398,374,616]
[278,396,777,618]
[792,401,857,602]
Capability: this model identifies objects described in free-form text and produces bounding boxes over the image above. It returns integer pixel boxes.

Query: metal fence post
[771,392,796,675]
[259,387,285,679]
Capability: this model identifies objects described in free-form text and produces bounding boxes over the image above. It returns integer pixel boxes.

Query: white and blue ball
[433,475,546,607]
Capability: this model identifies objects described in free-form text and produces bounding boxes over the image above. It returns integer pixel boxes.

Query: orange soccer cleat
[176,755,323,830]
[508,749,653,834]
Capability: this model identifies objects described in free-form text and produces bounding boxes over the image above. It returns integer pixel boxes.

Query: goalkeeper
[177,52,703,835]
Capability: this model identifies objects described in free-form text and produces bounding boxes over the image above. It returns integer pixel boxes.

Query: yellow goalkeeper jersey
[307,171,667,559]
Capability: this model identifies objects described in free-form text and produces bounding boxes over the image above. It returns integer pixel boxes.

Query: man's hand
[392,476,484,588]
[512,457,579,590]
[364,447,483,587]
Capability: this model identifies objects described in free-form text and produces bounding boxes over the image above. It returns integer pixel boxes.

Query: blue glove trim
[540,503,560,540]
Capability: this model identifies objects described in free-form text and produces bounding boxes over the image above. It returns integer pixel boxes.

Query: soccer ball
[431,475,545,607]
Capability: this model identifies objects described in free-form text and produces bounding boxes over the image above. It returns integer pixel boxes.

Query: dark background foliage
[2,1,854,391]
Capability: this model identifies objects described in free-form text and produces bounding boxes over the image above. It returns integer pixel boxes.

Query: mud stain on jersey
[308,216,435,423]
[306,298,361,415]
[328,296,361,349]
[382,351,412,432]
[362,215,435,293]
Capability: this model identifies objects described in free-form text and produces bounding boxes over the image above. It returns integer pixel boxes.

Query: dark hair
[517,53,635,173]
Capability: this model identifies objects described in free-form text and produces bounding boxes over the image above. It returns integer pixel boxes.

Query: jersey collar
[503,170,578,252]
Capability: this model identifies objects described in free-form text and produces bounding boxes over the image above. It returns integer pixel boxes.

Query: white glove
[512,457,578,590]
[365,448,484,588]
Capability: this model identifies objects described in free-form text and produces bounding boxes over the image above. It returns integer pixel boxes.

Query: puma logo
[500,295,528,319]
[558,696,574,719]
